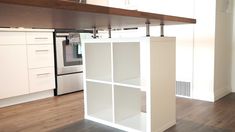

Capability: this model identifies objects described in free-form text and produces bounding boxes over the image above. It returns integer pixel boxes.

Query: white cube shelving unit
[83,37,176,132]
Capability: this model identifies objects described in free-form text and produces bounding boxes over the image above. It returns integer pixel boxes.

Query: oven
[55,31,84,95]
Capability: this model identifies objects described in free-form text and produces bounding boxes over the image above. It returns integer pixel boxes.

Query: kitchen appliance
[54,30,91,95]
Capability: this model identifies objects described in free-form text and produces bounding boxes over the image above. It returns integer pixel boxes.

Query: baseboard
[192,94,214,102]
[0,90,54,108]
[214,88,231,101]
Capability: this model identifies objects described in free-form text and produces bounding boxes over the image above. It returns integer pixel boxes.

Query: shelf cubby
[84,42,112,82]
[86,81,113,122]
[83,37,176,132]
[114,85,146,132]
[113,42,140,86]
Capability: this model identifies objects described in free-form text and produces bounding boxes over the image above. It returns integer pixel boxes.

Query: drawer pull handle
[35,37,48,40]
[35,49,49,52]
[37,73,50,77]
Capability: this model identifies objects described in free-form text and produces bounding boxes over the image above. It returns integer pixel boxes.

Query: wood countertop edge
[0,0,196,24]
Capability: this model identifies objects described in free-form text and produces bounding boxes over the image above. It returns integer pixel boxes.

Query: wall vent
[176,81,191,97]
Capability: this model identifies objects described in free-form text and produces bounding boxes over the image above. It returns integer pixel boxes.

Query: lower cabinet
[29,67,55,93]
[0,29,55,102]
[0,45,29,99]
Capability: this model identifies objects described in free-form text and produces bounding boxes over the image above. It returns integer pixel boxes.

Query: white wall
[136,0,195,84]
[192,0,216,101]
[214,0,233,99]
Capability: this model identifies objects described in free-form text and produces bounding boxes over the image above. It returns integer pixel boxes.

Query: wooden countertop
[0,0,196,29]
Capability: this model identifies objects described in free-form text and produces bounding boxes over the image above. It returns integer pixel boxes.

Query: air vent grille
[176,81,191,97]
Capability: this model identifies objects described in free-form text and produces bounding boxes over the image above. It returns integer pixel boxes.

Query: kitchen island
[0,1,196,131]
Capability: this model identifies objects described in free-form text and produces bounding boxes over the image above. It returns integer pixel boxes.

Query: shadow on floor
[52,119,124,132]
[166,119,232,132]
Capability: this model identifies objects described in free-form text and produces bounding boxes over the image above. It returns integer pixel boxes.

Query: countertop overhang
[0,0,196,30]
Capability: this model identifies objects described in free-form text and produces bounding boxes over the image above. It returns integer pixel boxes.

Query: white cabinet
[83,37,176,132]
[0,45,29,99]
[29,67,55,93]
[27,45,54,68]
[0,32,26,45]
[26,32,53,45]
[0,28,55,101]
[26,31,55,94]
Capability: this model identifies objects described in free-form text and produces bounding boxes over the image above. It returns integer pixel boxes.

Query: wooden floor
[0,92,235,132]
[0,92,84,132]
[166,94,235,132]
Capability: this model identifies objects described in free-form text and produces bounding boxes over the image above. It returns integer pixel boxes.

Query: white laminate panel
[113,42,140,85]
[86,81,113,122]
[0,45,29,99]
[0,32,26,45]
[27,44,54,68]
[28,67,55,93]
[26,32,53,45]
[150,38,176,132]
[84,42,112,82]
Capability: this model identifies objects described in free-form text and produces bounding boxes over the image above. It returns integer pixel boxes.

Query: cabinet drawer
[27,45,54,68]
[29,67,55,93]
[26,32,53,44]
[0,32,26,45]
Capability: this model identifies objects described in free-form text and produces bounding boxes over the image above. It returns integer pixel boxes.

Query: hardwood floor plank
[0,91,235,132]
[0,91,84,132]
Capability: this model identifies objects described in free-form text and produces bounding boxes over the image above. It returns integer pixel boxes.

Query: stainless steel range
[54,31,86,95]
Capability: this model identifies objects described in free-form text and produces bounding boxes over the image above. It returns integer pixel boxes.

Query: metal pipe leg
[108,26,111,38]
[146,21,150,37]
[160,23,164,37]
[92,26,97,39]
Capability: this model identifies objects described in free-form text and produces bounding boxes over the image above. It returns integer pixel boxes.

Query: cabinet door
[0,45,29,99]
[28,67,55,93]
[0,32,26,45]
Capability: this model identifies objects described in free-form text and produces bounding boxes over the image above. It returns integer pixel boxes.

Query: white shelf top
[116,77,140,85]
[114,77,142,89]
[86,79,113,85]
[86,77,143,89]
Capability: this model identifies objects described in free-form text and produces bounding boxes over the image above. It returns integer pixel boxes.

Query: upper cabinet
[86,0,139,10]
[137,0,195,18]
[86,0,109,6]
[86,0,194,18]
